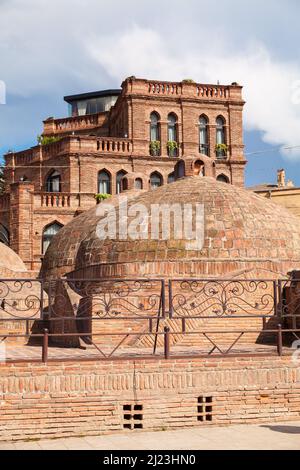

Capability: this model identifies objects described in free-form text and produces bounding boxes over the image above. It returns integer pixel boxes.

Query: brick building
[0,76,246,271]
[250,169,300,218]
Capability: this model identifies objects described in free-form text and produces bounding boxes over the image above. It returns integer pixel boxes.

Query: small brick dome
[0,243,27,275]
[41,176,300,280]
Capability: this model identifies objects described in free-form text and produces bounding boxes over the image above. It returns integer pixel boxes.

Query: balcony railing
[7,136,133,168]
[43,113,107,135]
[35,192,97,210]
[125,78,242,101]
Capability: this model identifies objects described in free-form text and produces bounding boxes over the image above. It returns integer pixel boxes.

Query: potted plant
[167,140,178,157]
[149,140,161,156]
[215,143,228,158]
[37,135,61,146]
[94,193,112,204]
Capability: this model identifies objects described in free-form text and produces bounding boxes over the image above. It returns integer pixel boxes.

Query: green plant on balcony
[37,135,61,146]
[182,79,195,83]
[94,193,112,203]
[167,140,178,157]
[149,140,161,156]
[215,143,228,158]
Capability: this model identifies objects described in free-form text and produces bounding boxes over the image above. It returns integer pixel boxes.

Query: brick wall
[0,356,299,441]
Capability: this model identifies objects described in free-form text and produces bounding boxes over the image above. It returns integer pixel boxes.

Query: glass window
[199,116,209,156]
[216,117,226,145]
[116,170,127,194]
[42,222,63,254]
[98,170,111,194]
[217,174,229,183]
[168,172,175,184]
[168,114,177,142]
[177,161,185,178]
[46,171,61,193]
[0,224,9,246]
[150,112,160,142]
[135,178,143,189]
[150,172,162,189]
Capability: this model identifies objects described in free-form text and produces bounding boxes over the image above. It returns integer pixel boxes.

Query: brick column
[160,121,168,157]
[208,125,216,159]
[9,182,34,269]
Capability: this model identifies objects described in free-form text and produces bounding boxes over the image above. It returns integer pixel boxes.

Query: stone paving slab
[0,421,300,450]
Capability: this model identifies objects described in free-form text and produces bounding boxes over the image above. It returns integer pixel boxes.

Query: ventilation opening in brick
[197,397,213,422]
[122,404,144,430]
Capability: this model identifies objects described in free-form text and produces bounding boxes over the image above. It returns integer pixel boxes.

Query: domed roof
[0,243,27,274]
[42,176,300,279]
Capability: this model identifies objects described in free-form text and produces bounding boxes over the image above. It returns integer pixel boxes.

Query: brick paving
[3,342,289,362]
[0,421,299,450]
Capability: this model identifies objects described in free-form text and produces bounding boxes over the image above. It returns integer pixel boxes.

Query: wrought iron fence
[0,277,299,363]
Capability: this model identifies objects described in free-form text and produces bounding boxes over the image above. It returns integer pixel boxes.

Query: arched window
[0,224,9,246]
[150,172,163,189]
[42,222,63,254]
[194,160,205,177]
[168,172,175,184]
[217,174,229,183]
[98,170,111,194]
[150,112,160,156]
[199,115,209,156]
[167,113,178,156]
[46,170,61,193]
[176,160,185,179]
[135,178,143,190]
[122,178,128,191]
[116,170,127,194]
[216,116,226,144]
[216,116,226,158]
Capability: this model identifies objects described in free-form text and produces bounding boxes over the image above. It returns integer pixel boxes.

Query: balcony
[8,136,133,168]
[43,112,107,136]
[35,192,97,211]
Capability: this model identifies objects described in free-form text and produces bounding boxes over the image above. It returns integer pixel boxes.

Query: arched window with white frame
[167,113,178,156]
[46,170,61,193]
[150,112,161,156]
[116,170,127,194]
[199,115,209,156]
[150,172,163,189]
[216,116,227,158]
[42,222,63,254]
[98,170,111,194]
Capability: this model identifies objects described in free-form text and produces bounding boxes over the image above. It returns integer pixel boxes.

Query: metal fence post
[164,327,170,359]
[40,280,44,320]
[277,324,283,356]
[161,280,166,318]
[42,328,49,363]
[168,280,173,319]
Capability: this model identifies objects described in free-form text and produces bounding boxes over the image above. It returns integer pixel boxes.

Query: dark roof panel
[64,89,121,103]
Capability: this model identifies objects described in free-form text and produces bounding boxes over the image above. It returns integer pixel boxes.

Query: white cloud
[88,26,300,159]
[0,0,300,159]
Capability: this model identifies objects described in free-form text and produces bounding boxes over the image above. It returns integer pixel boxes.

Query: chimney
[277,169,286,188]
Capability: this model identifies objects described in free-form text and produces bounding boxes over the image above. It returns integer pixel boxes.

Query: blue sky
[0,0,300,187]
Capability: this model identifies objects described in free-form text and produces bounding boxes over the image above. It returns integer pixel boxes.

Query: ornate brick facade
[0,77,246,271]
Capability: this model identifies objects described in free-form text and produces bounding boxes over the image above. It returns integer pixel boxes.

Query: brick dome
[41,176,300,280]
[0,243,27,275]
